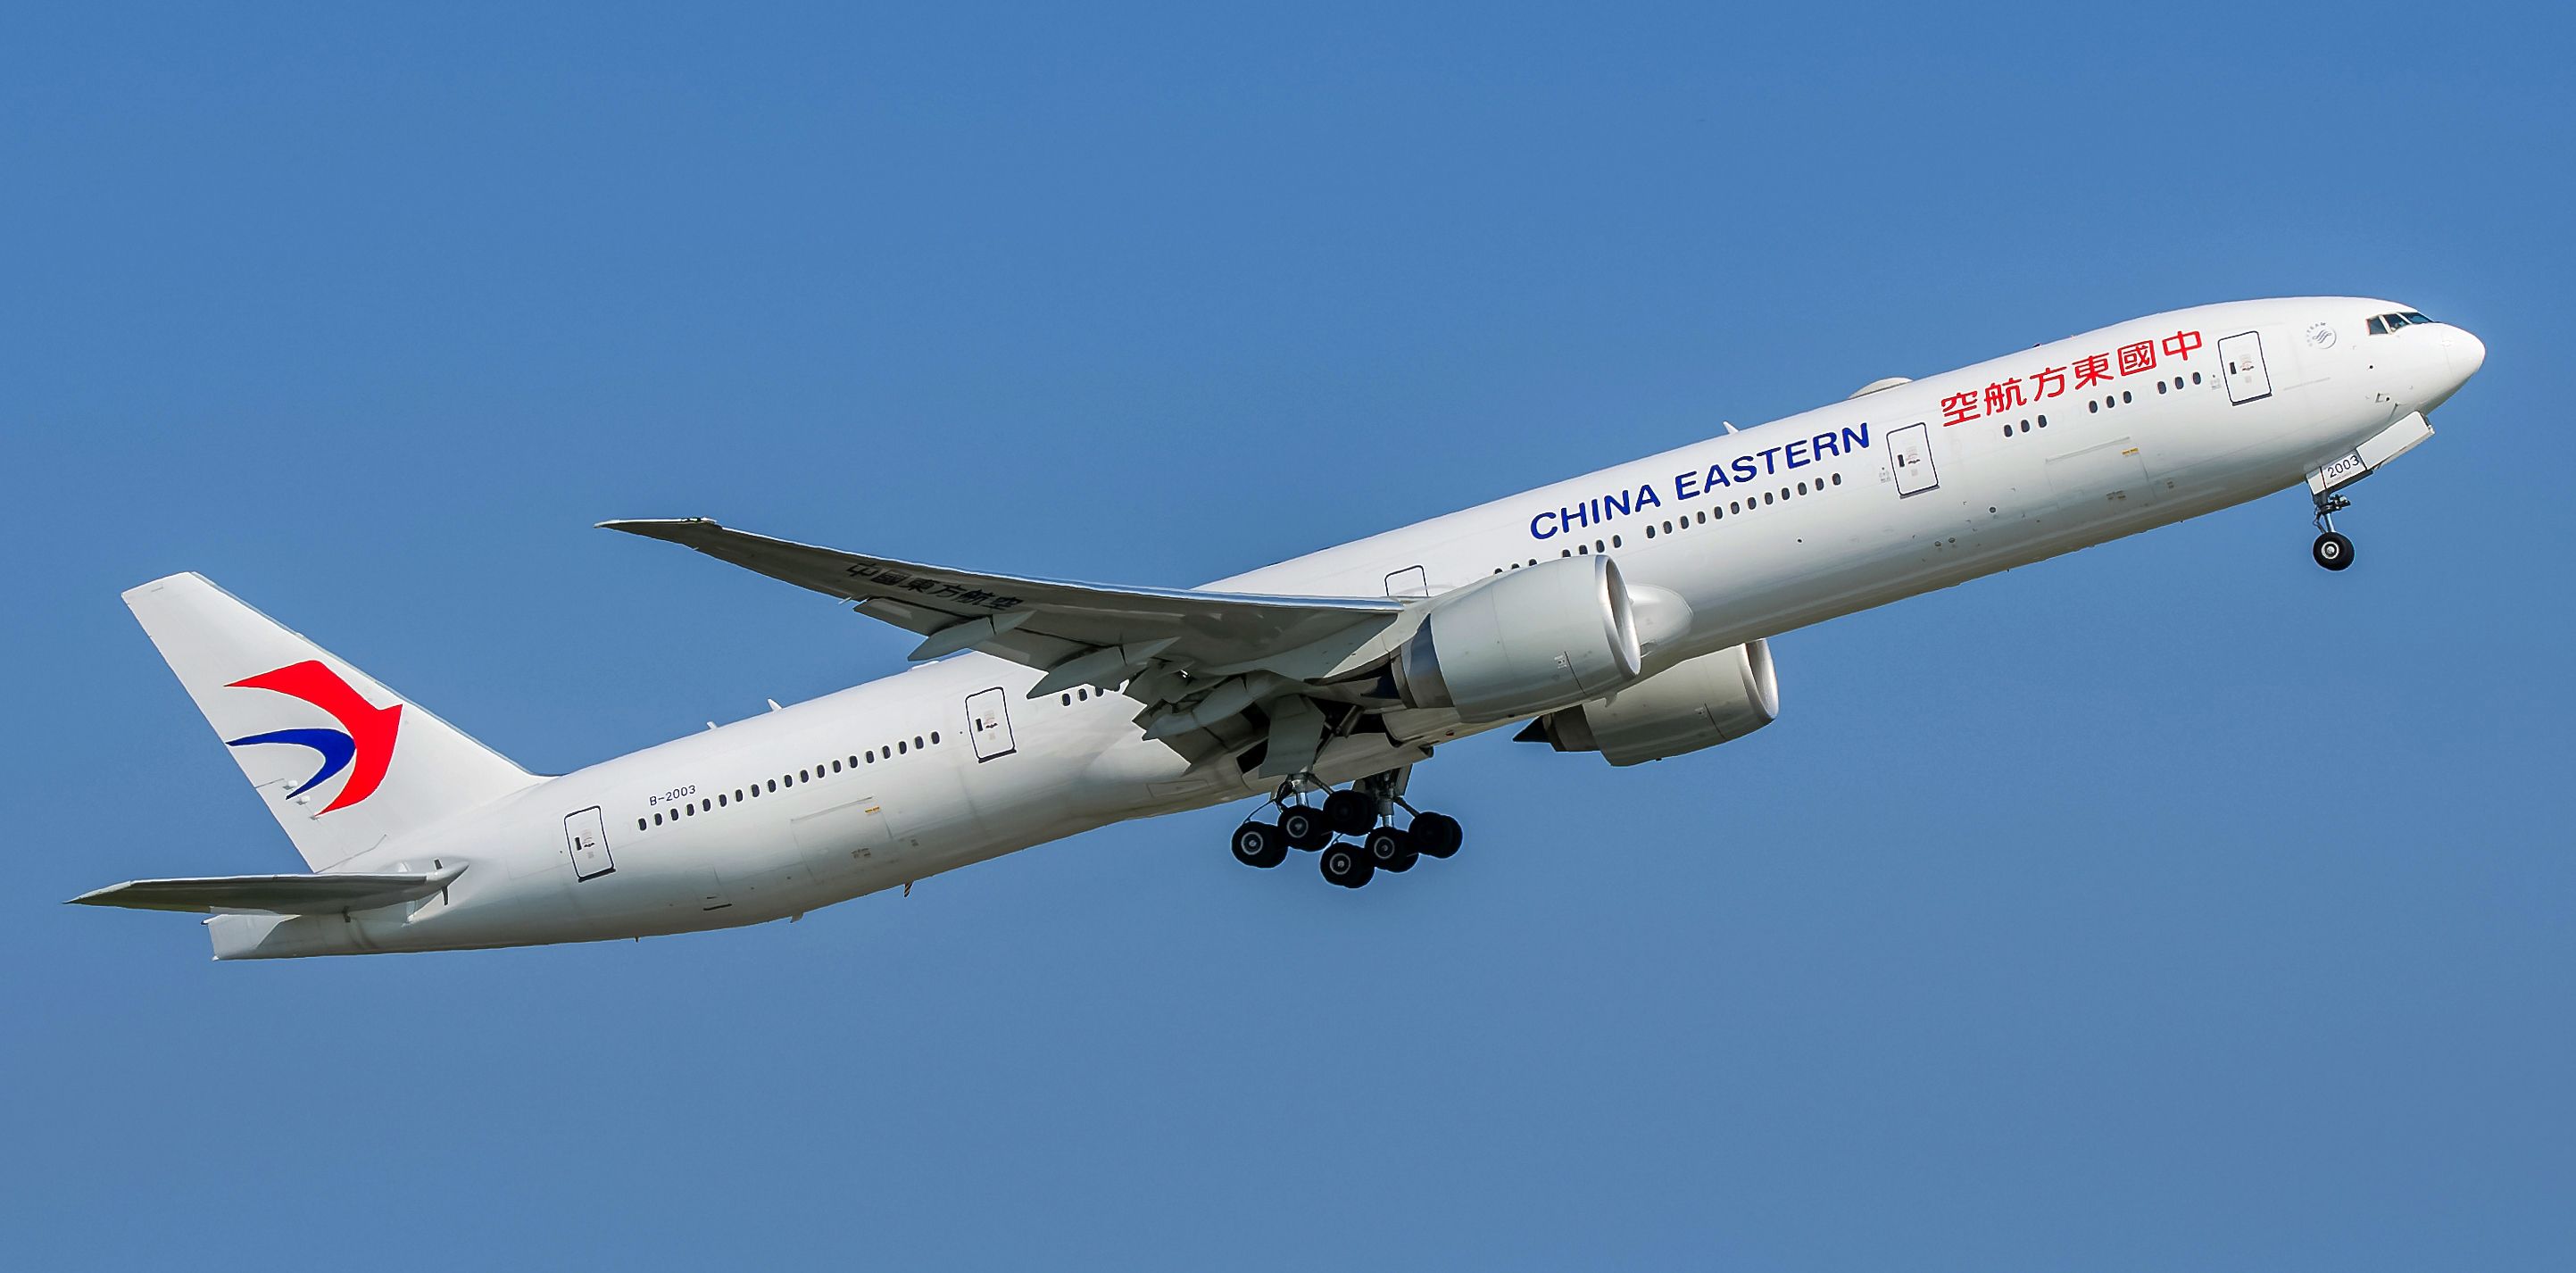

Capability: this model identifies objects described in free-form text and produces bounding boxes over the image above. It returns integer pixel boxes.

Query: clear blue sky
[5,4,2567,1268]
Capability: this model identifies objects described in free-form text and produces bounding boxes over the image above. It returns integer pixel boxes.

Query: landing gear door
[1889,422,1940,496]
[565,806,614,881]
[966,686,1017,761]
[2219,330,2273,404]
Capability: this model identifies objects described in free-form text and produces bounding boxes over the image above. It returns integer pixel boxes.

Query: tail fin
[123,573,543,869]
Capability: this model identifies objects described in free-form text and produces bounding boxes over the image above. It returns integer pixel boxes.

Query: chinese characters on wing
[843,563,1024,611]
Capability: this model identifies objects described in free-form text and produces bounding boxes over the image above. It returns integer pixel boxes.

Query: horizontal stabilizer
[67,865,465,915]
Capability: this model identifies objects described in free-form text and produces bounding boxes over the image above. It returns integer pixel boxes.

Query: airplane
[74,297,2484,958]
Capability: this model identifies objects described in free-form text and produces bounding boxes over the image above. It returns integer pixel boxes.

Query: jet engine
[1516,639,1778,765]
[1390,554,1643,722]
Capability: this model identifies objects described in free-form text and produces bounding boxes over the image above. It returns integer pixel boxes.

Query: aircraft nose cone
[2417,324,2485,413]
[2450,327,2488,380]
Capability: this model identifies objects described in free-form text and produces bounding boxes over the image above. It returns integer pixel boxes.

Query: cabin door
[1889,422,1941,496]
[565,806,615,881]
[2219,331,2273,404]
[967,686,1018,761]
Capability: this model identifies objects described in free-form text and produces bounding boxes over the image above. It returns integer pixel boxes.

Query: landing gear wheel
[1409,811,1462,859]
[1320,842,1375,888]
[1323,788,1378,836]
[2313,530,2355,571]
[1279,805,1334,851]
[1363,826,1417,872]
[1230,821,1287,869]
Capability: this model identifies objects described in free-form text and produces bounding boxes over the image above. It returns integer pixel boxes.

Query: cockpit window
[2368,316,2389,335]
[2368,311,2434,335]
[2402,311,2431,324]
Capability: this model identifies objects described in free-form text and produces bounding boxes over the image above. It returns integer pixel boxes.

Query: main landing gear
[1228,770,1464,889]
[2311,488,2356,572]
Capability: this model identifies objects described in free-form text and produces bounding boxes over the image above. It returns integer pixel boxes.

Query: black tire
[1363,826,1412,868]
[2313,530,2355,571]
[1279,805,1333,851]
[1230,821,1287,869]
[1320,843,1375,888]
[1323,788,1377,835]
[1410,811,1462,859]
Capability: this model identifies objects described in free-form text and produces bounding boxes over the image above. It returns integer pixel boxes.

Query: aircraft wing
[603,519,1417,771]
[68,865,465,915]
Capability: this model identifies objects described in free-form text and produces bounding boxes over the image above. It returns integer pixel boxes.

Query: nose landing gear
[2311,489,2356,572]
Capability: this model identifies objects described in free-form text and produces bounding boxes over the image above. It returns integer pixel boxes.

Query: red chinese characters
[1932,327,2206,427]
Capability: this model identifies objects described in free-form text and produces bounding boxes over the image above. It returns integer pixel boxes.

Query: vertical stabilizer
[122,573,544,869]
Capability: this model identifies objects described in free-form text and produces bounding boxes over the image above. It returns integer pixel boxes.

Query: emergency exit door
[565,806,615,881]
[1888,422,1940,496]
[2218,330,2273,404]
[966,686,1017,761]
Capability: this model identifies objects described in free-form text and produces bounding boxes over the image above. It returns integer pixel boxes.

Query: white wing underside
[602,520,1420,774]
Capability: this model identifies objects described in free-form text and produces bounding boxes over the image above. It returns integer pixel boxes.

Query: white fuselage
[212,296,2481,957]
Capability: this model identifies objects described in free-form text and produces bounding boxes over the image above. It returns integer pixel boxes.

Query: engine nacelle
[1392,555,1642,723]
[1517,639,1779,765]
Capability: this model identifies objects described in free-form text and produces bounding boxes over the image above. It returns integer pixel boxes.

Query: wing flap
[68,865,465,915]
